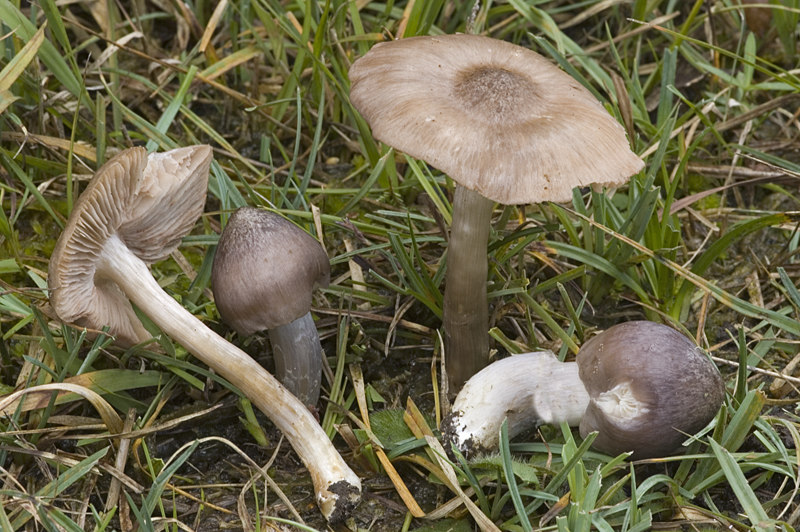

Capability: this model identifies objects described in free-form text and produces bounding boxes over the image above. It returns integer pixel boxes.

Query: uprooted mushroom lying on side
[443,321,726,459]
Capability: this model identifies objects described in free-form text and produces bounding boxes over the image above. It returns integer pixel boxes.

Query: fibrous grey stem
[97,235,360,522]
[443,186,495,392]
[269,312,323,406]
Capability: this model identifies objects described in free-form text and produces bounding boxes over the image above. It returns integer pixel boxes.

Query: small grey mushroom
[444,321,725,459]
[211,207,330,406]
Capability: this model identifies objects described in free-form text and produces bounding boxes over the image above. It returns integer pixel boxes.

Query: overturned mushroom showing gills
[444,321,725,459]
[47,146,361,521]
[349,34,645,392]
[212,207,330,406]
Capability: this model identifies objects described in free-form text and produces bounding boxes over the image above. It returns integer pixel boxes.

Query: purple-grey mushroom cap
[578,321,726,458]
[211,207,330,336]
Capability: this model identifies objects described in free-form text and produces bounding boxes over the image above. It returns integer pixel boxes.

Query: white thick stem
[269,312,323,406]
[98,235,360,521]
[444,351,590,453]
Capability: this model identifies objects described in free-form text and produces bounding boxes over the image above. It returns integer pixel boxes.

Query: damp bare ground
[1,1,800,531]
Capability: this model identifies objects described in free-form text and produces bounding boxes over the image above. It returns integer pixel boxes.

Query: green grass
[2,0,800,530]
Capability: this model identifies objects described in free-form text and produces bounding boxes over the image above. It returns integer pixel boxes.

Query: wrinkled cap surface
[577,321,725,458]
[349,34,644,205]
[48,146,212,346]
[211,207,331,335]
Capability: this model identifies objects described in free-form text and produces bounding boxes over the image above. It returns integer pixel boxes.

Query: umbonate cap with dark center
[211,207,331,336]
[48,146,212,346]
[349,34,644,205]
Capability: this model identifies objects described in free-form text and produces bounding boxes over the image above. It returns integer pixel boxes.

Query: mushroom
[349,34,645,391]
[47,146,361,521]
[211,207,330,406]
[443,321,726,459]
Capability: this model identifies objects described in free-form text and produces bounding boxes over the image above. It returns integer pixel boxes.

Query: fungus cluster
[349,34,645,391]
[443,321,726,459]
[47,146,360,522]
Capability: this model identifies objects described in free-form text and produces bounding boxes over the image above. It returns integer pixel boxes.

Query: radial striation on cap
[349,34,644,205]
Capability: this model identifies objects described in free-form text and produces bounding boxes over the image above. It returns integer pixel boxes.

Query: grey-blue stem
[268,312,323,406]
[443,186,495,392]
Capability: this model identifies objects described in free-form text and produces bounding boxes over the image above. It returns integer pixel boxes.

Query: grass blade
[500,419,532,532]
[709,439,773,532]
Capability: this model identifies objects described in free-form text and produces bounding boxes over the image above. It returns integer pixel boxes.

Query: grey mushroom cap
[48,146,212,346]
[211,207,330,336]
[349,34,644,205]
[578,321,726,459]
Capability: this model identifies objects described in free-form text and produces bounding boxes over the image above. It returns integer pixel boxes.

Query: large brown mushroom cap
[48,146,212,346]
[577,321,726,458]
[349,34,644,204]
[211,207,331,336]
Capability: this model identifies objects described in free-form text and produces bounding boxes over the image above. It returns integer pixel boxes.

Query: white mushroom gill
[593,382,649,424]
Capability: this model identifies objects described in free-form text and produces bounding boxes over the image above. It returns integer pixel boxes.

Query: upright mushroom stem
[443,186,495,392]
[96,235,360,521]
[268,312,323,406]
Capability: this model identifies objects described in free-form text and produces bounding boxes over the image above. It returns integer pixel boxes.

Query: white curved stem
[97,235,359,521]
[444,351,590,453]
[269,312,323,406]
